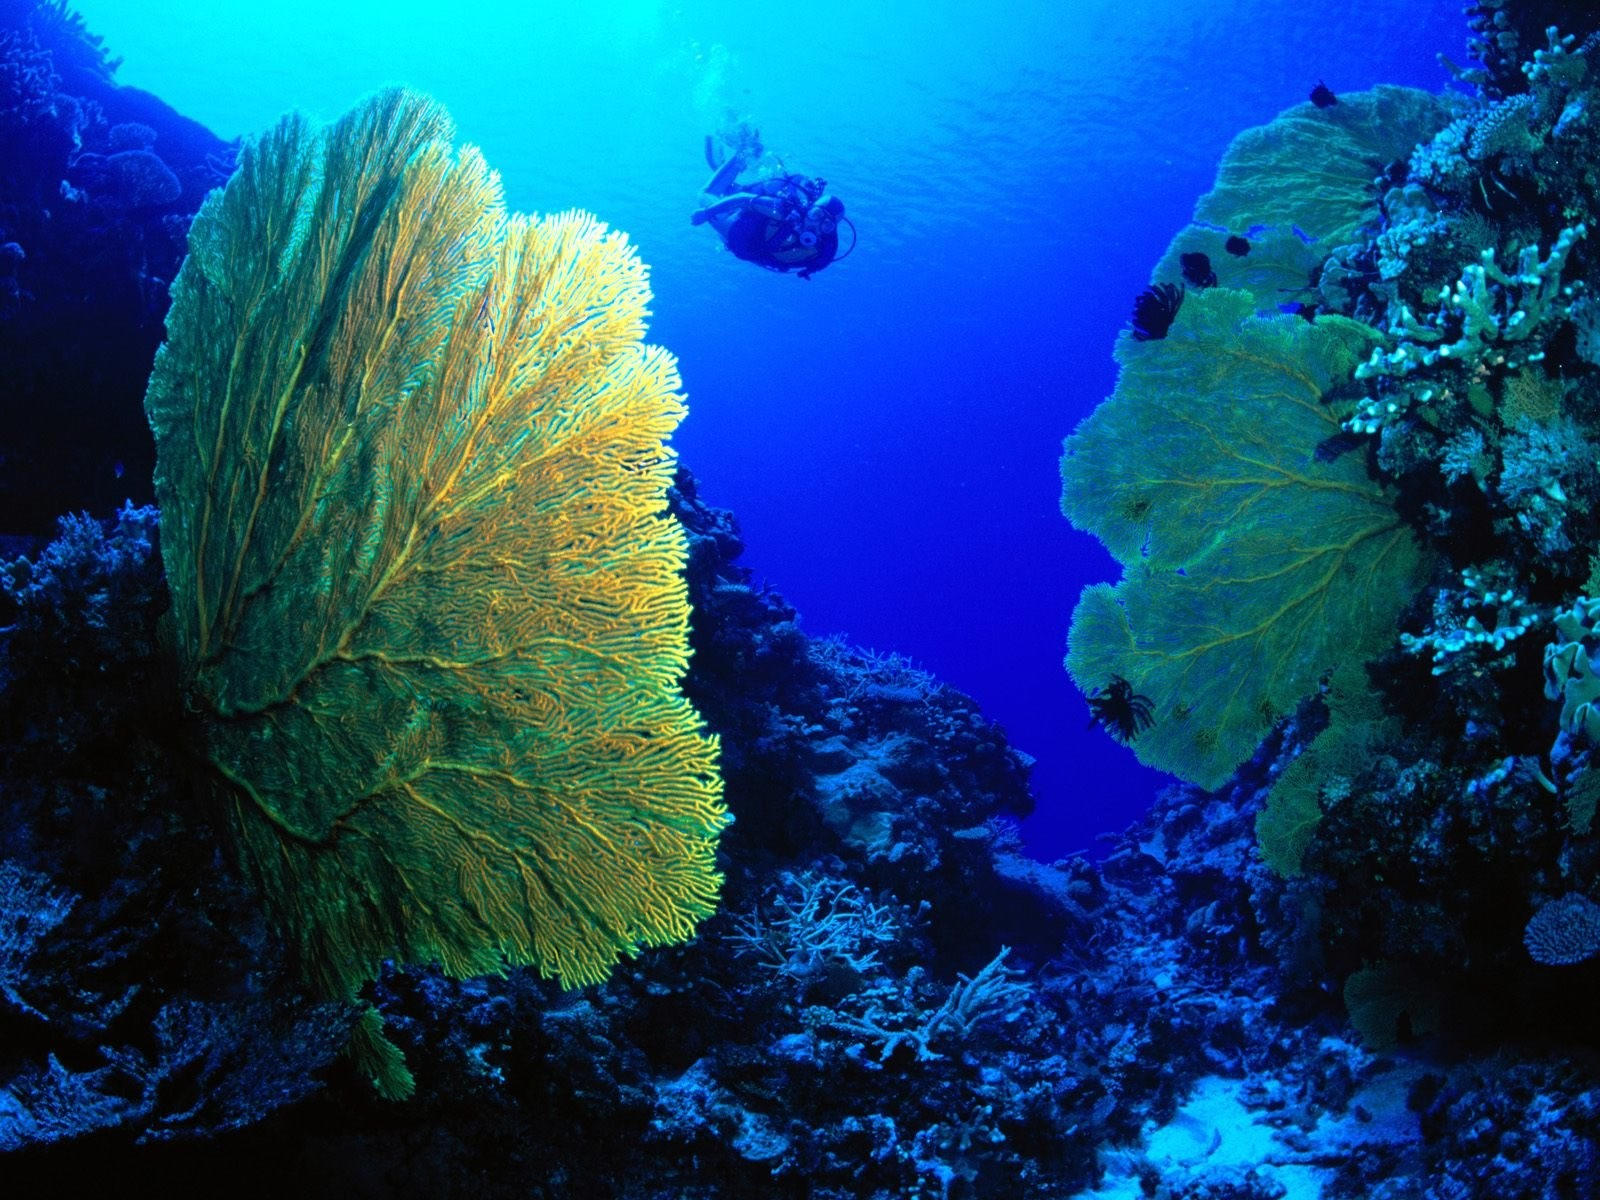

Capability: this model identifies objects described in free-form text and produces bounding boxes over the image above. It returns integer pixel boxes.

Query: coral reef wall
[0,1,233,536]
[1064,0,1600,1068]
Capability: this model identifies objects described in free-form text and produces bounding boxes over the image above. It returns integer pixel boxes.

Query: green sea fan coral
[1062,287,1430,789]
[1153,86,1454,305]
[1064,87,1454,794]
[144,89,727,1088]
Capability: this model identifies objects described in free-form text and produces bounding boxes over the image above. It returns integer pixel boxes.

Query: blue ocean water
[75,0,1467,859]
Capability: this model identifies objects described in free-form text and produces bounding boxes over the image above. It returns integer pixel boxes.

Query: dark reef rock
[1403,1059,1600,1199]
[0,506,347,1154]
[8,490,1600,1199]
[0,1,235,538]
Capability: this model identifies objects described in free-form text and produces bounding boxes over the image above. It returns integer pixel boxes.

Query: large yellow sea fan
[145,90,726,1016]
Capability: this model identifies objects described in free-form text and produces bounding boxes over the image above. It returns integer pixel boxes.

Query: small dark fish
[1279,301,1318,322]
[1315,430,1367,463]
[1129,282,1184,341]
[1310,80,1338,108]
[1224,234,1251,257]
[1179,251,1217,289]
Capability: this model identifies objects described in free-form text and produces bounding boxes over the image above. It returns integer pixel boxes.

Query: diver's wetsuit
[723,207,839,278]
[706,173,839,279]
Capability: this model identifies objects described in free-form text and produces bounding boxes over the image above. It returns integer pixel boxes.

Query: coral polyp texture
[144,89,726,1023]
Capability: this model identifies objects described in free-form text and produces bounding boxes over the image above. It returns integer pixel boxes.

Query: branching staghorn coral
[1525,26,1593,89]
[725,871,901,980]
[1344,224,1585,439]
[1468,91,1543,162]
[0,860,74,1026]
[1545,596,1600,744]
[1353,225,1585,380]
[1438,224,1587,364]
[817,947,1030,1063]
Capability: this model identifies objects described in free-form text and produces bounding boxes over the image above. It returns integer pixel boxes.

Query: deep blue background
[75,0,1467,859]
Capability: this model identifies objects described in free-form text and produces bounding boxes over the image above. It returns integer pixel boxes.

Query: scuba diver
[691,132,854,280]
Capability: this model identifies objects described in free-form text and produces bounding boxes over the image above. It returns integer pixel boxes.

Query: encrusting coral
[144,88,727,1094]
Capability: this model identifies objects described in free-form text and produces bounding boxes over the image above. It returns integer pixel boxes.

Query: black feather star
[1179,251,1217,289]
[1129,283,1183,341]
[1086,675,1155,744]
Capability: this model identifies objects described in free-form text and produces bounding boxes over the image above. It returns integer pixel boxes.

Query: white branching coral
[725,871,902,980]
[1349,223,1588,438]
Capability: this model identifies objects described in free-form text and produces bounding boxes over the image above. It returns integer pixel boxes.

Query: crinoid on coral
[1085,674,1155,744]
[1128,281,1183,340]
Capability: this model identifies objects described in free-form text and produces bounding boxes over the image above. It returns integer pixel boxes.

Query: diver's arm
[690,192,786,224]
[691,193,751,224]
[701,149,746,198]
